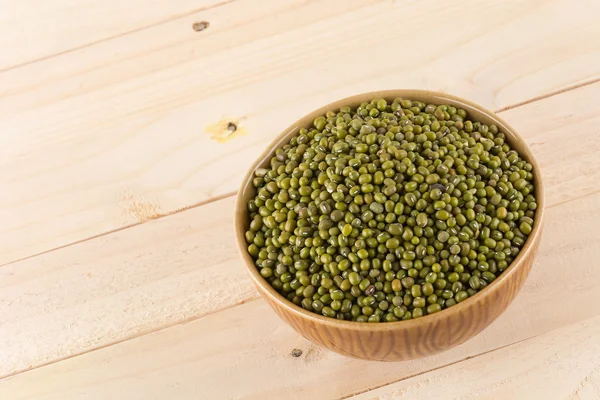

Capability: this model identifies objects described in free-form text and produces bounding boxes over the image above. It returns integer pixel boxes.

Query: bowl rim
[234,89,545,331]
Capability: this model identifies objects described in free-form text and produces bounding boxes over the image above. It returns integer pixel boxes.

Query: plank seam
[3,76,598,269]
[1,80,599,380]
[0,0,236,74]
[338,329,568,399]
[0,296,262,380]
[4,73,597,270]
[1,187,597,381]
[495,76,600,112]
[0,190,236,268]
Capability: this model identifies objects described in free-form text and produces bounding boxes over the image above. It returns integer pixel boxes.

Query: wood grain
[351,314,600,400]
[1,188,598,399]
[499,84,600,207]
[2,0,600,264]
[0,197,258,378]
[0,0,228,71]
[1,81,599,376]
[234,89,545,361]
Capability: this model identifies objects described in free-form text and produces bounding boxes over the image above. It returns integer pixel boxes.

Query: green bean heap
[245,98,536,322]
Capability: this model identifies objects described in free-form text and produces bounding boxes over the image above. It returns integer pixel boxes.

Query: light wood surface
[0,0,227,70]
[352,314,600,400]
[2,0,600,398]
[0,197,258,377]
[2,0,600,265]
[1,188,599,399]
[2,80,599,378]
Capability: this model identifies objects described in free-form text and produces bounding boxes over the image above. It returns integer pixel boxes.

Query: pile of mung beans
[245,98,536,322]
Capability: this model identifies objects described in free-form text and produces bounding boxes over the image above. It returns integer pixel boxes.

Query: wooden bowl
[234,90,544,361]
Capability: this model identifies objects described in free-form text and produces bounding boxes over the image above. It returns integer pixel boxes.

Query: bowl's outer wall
[234,90,545,361]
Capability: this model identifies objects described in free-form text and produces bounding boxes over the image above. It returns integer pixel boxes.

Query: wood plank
[0,0,228,71]
[1,189,599,399]
[487,81,600,209]
[351,315,600,400]
[0,196,258,378]
[1,81,599,378]
[2,0,600,264]
[0,0,376,264]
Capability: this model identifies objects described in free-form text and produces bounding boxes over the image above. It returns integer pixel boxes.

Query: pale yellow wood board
[1,82,600,394]
[351,315,600,400]
[0,196,258,378]
[1,188,599,399]
[0,0,227,71]
[2,0,600,264]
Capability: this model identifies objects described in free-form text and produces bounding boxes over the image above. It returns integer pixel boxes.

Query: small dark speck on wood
[192,21,209,32]
[291,348,303,357]
[227,122,237,132]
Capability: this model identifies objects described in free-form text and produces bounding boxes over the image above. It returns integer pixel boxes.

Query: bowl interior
[234,89,544,330]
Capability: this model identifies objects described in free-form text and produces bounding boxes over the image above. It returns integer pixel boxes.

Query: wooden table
[1,0,600,398]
